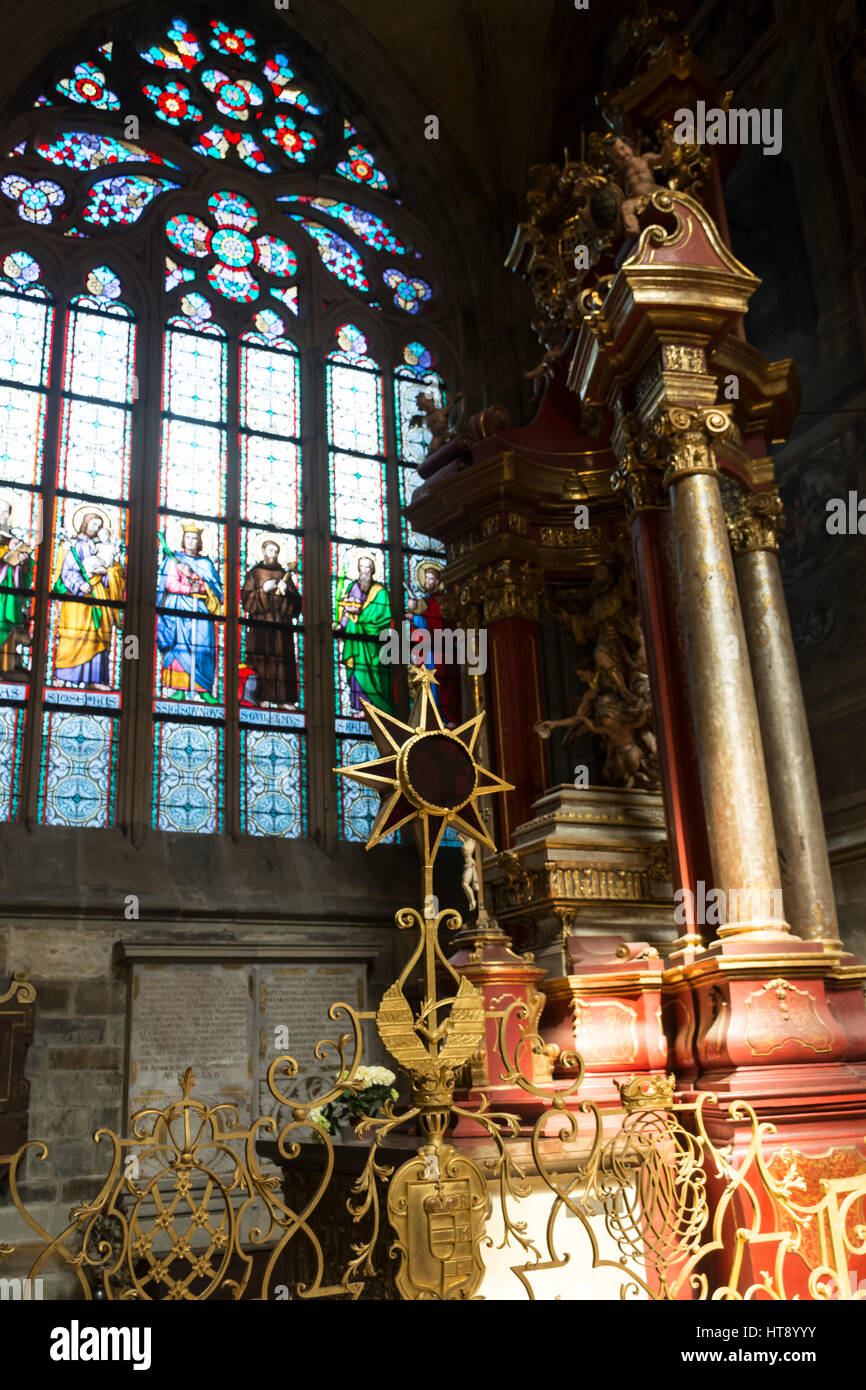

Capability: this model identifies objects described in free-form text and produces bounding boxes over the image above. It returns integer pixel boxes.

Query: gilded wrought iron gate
[2,671,865,1299]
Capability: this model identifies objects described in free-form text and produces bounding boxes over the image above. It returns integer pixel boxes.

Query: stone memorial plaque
[129,963,254,1128]
[257,962,366,1115]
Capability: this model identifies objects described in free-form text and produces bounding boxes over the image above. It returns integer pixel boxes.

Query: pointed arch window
[0,11,450,841]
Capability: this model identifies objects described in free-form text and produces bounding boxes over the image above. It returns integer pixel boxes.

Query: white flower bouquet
[308,1065,399,1138]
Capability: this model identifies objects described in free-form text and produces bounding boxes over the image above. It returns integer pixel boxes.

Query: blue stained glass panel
[292,220,367,289]
[326,359,383,455]
[154,587,225,702]
[160,419,226,517]
[140,20,203,70]
[57,62,119,111]
[240,728,304,836]
[57,400,131,499]
[0,288,53,387]
[240,340,298,438]
[336,737,380,841]
[38,711,117,826]
[329,454,387,542]
[400,467,445,554]
[153,720,223,832]
[0,704,24,819]
[383,269,432,314]
[260,116,317,163]
[201,69,263,119]
[240,436,300,532]
[270,287,298,316]
[209,21,256,62]
[162,326,226,421]
[0,386,48,487]
[0,175,65,225]
[143,82,203,126]
[337,144,389,191]
[279,197,405,253]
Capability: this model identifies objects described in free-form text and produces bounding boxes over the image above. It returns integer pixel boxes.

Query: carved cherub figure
[410,392,457,455]
[607,131,675,236]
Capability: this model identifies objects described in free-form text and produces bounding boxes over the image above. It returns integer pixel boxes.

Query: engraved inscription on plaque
[258,963,366,1113]
[129,964,254,1123]
[128,960,368,1136]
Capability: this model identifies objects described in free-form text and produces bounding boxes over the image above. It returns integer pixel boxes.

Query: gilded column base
[680,936,866,1086]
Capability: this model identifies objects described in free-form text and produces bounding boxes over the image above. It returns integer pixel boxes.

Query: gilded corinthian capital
[727,487,785,555]
[651,405,733,489]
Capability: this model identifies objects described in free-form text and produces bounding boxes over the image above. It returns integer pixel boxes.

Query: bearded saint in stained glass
[51,506,124,688]
[156,520,223,699]
[240,539,301,707]
[334,553,396,716]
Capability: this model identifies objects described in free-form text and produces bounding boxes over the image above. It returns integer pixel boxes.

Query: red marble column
[486,610,548,846]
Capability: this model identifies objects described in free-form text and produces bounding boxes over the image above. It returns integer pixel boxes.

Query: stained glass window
[238,308,306,837]
[328,323,399,834]
[58,61,120,111]
[337,140,389,191]
[279,197,406,254]
[80,174,181,229]
[154,292,227,833]
[0,253,53,820]
[144,80,204,125]
[395,340,447,556]
[394,340,459,772]
[38,264,135,828]
[289,219,369,290]
[34,132,180,170]
[165,191,297,303]
[1,176,65,225]
[0,11,447,844]
[383,269,432,314]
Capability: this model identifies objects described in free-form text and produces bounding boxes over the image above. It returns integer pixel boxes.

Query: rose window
[166,190,297,302]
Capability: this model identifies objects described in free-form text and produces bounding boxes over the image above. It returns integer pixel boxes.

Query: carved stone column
[728,490,840,943]
[653,405,789,941]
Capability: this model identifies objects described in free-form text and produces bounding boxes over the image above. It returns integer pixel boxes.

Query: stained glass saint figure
[406,560,460,727]
[240,538,301,706]
[0,498,34,676]
[334,553,396,716]
[51,506,124,687]
[156,520,223,699]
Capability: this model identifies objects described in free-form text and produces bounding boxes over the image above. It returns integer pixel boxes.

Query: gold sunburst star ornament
[334,665,512,865]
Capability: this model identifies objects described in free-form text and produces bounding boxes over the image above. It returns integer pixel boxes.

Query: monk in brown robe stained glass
[241,540,302,708]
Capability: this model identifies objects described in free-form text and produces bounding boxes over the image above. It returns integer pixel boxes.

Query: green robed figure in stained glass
[334,553,397,716]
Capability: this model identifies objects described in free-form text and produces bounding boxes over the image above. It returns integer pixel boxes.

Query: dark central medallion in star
[400,731,477,813]
[333,666,512,863]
